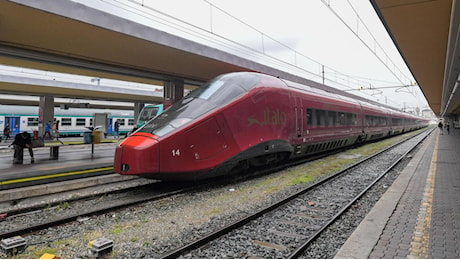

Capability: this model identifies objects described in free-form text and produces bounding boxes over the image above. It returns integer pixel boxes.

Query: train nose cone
[114,134,159,175]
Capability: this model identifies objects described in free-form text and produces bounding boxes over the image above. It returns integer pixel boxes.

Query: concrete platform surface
[335,128,460,258]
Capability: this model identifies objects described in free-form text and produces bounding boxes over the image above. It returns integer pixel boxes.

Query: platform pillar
[39,96,54,138]
[133,102,144,125]
[163,79,184,109]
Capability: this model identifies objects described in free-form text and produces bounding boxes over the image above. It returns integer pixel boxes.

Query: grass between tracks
[253,129,423,195]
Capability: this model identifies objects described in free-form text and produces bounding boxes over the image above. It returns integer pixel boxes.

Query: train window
[346,113,355,125]
[188,73,259,104]
[139,74,259,137]
[139,107,159,121]
[76,118,86,126]
[27,117,39,127]
[198,80,225,100]
[366,115,388,126]
[338,112,346,125]
[61,118,72,126]
[307,109,356,127]
[327,111,337,126]
[118,119,126,126]
[210,85,245,106]
[306,109,313,126]
[316,110,326,126]
[128,119,134,126]
[392,118,403,125]
[153,118,192,137]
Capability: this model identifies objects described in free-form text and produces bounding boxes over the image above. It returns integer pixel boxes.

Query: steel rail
[159,128,432,259]
[0,183,195,240]
[287,128,433,258]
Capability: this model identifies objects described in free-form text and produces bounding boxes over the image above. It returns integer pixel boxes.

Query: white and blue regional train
[0,105,134,138]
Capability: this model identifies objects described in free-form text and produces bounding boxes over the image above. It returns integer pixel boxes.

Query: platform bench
[48,142,97,160]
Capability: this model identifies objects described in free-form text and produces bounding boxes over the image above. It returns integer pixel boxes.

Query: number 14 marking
[172,149,180,157]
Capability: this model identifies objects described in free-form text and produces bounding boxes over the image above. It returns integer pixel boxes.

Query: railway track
[0,178,212,240]
[159,129,432,258]
[0,129,431,258]
[0,132,392,229]
[0,141,387,240]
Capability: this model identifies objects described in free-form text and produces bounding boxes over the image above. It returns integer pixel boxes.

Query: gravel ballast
[0,131,426,259]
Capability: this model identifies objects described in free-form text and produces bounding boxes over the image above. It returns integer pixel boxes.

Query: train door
[294,95,303,138]
[5,117,20,136]
[107,118,113,135]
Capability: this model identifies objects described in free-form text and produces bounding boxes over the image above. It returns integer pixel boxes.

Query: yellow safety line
[0,166,114,185]
[409,134,437,258]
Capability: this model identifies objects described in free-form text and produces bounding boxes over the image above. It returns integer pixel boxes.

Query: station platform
[335,127,460,258]
[0,137,119,190]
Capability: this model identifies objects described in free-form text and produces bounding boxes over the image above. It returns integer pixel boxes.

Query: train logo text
[247,108,287,127]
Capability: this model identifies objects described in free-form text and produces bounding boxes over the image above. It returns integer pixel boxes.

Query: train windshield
[138,73,261,137]
[138,106,160,122]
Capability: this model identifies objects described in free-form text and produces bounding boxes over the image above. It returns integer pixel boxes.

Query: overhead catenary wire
[22,0,427,110]
[320,0,414,86]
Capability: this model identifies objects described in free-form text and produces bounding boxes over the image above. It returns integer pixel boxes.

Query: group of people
[438,120,451,135]
[43,120,60,140]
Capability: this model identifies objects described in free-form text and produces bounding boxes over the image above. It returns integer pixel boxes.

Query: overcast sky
[5,0,429,112]
[76,0,427,111]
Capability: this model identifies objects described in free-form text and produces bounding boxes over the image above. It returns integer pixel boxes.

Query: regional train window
[139,107,159,121]
[61,118,72,126]
[76,118,86,126]
[128,119,134,126]
[27,117,39,127]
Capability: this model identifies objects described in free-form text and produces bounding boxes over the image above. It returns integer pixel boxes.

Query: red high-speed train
[114,72,427,181]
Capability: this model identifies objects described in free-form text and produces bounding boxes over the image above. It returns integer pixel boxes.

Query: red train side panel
[114,72,427,181]
[114,133,159,175]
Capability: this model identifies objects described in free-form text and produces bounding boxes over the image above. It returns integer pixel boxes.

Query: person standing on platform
[438,120,444,134]
[2,124,10,142]
[445,121,450,135]
[43,121,52,140]
[114,120,120,139]
[53,120,64,144]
